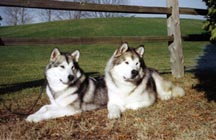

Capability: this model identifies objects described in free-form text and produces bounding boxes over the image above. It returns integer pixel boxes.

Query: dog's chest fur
[108,68,156,105]
[53,86,78,99]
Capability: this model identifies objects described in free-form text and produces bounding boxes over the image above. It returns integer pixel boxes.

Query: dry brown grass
[0,73,216,140]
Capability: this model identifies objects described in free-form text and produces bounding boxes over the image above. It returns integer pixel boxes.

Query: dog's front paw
[108,105,121,119]
[126,101,154,110]
[159,93,172,100]
[126,103,141,110]
[108,110,121,119]
[26,115,42,123]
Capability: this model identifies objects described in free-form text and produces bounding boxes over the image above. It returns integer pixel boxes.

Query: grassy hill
[0,18,207,84]
[1,18,215,140]
[0,17,205,37]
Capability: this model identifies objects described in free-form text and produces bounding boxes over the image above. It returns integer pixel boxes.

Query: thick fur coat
[26,48,108,122]
[105,43,185,119]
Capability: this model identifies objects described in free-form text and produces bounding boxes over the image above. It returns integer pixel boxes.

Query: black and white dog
[26,48,108,122]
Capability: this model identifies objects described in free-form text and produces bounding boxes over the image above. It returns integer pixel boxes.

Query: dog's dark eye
[72,66,75,70]
[136,62,139,65]
[60,65,65,69]
[125,61,129,65]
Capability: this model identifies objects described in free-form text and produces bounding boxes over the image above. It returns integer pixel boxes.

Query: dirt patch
[0,73,216,139]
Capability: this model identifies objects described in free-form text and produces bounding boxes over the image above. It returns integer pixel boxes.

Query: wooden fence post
[167,0,184,78]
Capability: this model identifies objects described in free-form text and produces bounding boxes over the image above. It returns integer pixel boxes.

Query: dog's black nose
[131,70,138,77]
[68,75,74,81]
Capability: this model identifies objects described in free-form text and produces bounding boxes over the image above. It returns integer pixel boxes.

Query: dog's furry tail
[152,72,185,100]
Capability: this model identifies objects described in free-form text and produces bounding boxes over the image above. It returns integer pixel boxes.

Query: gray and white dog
[26,48,108,122]
[105,43,185,119]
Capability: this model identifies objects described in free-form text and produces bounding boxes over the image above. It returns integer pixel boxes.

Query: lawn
[0,18,215,139]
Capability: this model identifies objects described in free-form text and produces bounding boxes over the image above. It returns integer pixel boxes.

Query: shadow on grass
[193,44,216,102]
[0,79,46,95]
[0,72,100,95]
[183,33,210,42]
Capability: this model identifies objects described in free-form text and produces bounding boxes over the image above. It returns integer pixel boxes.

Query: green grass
[0,18,205,37]
[0,42,206,85]
[0,17,215,140]
[0,18,207,85]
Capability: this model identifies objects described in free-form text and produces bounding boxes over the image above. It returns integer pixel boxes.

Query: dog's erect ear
[50,48,61,61]
[71,50,80,62]
[114,43,128,57]
[135,45,145,57]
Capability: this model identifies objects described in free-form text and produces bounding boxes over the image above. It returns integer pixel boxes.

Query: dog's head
[46,48,82,91]
[110,43,146,84]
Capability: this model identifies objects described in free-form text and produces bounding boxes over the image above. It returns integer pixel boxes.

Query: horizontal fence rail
[0,36,174,46]
[0,0,207,15]
[180,8,208,16]
[0,0,171,14]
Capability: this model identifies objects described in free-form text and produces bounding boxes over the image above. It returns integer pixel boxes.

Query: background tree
[3,0,128,25]
[4,7,19,25]
[40,9,53,22]
[55,0,94,20]
[89,0,128,18]
[54,0,128,20]
[0,16,2,26]
[20,8,34,25]
[203,0,216,40]
[4,7,33,25]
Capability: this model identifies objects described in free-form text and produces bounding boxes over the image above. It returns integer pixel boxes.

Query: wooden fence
[0,0,208,78]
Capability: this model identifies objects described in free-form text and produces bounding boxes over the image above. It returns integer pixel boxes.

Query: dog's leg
[26,105,81,123]
[55,94,78,107]
[152,73,185,100]
[82,103,99,111]
[126,99,155,110]
[125,90,156,110]
[36,106,81,122]
[46,86,57,105]
[107,102,121,119]
[26,104,54,122]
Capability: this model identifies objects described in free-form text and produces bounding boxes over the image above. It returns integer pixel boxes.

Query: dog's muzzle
[68,75,74,81]
[131,70,138,79]
[60,75,75,85]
